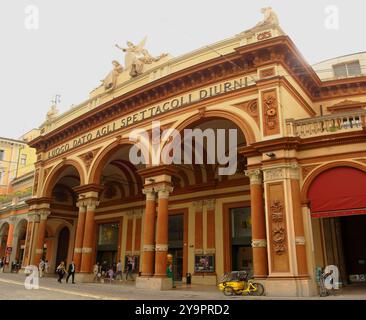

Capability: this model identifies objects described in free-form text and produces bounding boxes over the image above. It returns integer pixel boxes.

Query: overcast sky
[1,0,365,139]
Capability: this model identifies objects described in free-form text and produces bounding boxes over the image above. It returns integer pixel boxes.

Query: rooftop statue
[255,7,279,27]
[45,95,60,123]
[101,60,123,91]
[46,104,59,123]
[115,37,168,77]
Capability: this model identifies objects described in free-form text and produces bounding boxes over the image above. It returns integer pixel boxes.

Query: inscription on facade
[47,76,252,159]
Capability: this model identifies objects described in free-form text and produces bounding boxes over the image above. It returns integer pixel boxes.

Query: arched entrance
[42,163,81,271]
[0,223,9,259]
[14,219,28,266]
[55,227,70,270]
[309,166,366,286]
[91,143,143,273]
[171,116,250,277]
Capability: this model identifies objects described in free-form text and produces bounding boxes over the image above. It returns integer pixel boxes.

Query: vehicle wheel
[250,283,265,296]
[223,286,235,296]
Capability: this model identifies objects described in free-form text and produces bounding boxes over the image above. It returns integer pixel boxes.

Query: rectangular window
[0,170,4,185]
[20,154,27,166]
[0,150,4,161]
[333,60,361,78]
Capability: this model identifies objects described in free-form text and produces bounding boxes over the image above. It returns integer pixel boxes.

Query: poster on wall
[124,255,140,273]
[194,255,215,272]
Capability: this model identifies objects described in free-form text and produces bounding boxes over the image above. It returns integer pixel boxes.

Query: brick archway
[88,138,137,185]
[172,109,257,145]
[42,159,86,198]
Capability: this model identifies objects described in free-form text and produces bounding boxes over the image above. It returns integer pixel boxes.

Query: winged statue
[115,37,167,77]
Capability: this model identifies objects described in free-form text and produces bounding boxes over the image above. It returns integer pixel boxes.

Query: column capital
[204,199,216,210]
[76,201,87,213]
[133,208,143,218]
[8,215,17,224]
[28,212,40,223]
[154,184,173,199]
[39,210,51,220]
[80,198,99,211]
[142,187,156,201]
[192,200,204,210]
[245,169,263,185]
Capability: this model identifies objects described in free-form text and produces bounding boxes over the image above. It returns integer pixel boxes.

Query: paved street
[1,272,366,300]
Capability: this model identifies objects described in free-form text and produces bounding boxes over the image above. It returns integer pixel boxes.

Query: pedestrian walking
[44,260,50,274]
[66,261,76,284]
[116,260,123,280]
[93,262,102,282]
[39,258,45,278]
[56,261,67,283]
[125,259,133,281]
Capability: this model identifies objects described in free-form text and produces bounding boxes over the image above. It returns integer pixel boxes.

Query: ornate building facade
[1,9,366,296]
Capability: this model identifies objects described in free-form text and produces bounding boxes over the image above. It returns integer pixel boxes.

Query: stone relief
[263,94,278,130]
[270,200,286,255]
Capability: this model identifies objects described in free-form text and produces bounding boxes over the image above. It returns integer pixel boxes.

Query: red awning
[308,167,366,218]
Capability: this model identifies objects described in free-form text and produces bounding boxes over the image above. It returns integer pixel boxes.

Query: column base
[192,274,217,285]
[136,276,173,290]
[75,272,95,283]
[262,277,316,297]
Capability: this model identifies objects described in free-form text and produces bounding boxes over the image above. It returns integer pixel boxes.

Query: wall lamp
[266,152,276,159]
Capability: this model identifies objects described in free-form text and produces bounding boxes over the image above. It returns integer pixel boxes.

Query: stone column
[24,212,39,266]
[154,184,173,277]
[5,216,16,266]
[34,210,51,264]
[73,200,87,272]
[245,169,268,278]
[80,198,99,273]
[262,163,312,297]
[290,172,308,276]
[141,187,156,276]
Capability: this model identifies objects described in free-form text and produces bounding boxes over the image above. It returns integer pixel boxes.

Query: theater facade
[1,9,366,296]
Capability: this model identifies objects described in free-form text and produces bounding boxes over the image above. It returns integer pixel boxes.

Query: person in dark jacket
[66,261,76,284]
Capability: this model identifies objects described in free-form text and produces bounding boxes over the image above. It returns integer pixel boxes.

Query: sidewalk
[1,272,366,300]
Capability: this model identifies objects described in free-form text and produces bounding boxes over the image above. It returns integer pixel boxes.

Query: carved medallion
[262,89,280,136]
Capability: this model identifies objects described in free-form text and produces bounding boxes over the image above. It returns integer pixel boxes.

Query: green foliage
[0,187,33,204]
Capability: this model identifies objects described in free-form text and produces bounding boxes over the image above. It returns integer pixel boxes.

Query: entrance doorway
[96,222,119,269]
[55,227,70,270]
[315,215,366,286]
[342,215,366,280]
[309,166,366,286]
[168,214,184,281]
[230,207,253,274]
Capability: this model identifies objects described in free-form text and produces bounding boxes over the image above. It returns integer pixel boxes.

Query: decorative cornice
[73,184,104,195]
[138,165,177,180]
[263,163,300,182]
